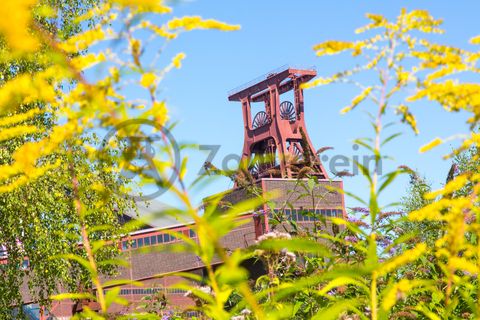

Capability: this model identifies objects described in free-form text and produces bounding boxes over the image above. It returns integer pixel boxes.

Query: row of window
[121,209,342,251]
[118,288,187,295]
[121,229,196,251]
[270,208,343,222]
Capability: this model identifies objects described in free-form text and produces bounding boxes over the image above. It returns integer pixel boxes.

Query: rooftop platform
[227,65,317,102]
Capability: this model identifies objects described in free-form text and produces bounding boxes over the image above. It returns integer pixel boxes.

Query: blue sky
[113,1,480,209]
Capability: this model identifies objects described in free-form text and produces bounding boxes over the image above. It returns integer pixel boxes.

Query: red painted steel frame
[228,67,329,182]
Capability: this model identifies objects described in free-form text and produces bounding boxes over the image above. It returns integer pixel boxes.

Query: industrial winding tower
[220,66,346,235]
[228,66,329,181]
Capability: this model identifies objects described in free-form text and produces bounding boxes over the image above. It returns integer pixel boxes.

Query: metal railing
[228,64,316,97]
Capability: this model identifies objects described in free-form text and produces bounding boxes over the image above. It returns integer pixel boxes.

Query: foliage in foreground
[0,2,480,320]
[0,0,137,316]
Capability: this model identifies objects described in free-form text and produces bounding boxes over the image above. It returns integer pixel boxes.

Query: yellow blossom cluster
[113,0,172,14]
[140,21,177,40]
[172,52,186,69]
[401,10,444,34]
[376,244,427,277]
[0,0,39,52]
[59,27,106,53]
[410,81,480,122]
[341,87,373,114]
[167,16,240,32]
[381,279,428,311]
[396,105,419,134]
[313,40,354,56]
[355,13,388,34]
[0,0,239,195]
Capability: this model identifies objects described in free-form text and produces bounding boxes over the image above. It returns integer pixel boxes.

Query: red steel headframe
[228,66,329,182]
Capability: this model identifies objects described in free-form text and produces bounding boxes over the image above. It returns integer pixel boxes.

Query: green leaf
[103,279,143,288]
[179,157,188,180]
[87,224,114,233]
[293,301,303,316]
[353,160,372,184]
[91,240,107,254]
[97,258,130,268]
[53,254,95,275]
[365,234,378,269]
[51,292,95,301]
[312,299,359,320]
[353,138,374,152]
[378,170,401,195]
[381,132,402,147]
[317,276,369,296]
[105,287,128,308]
[307,178,315,191]
[335,188,368,205]
[257,238,331,256]
[330,217,367,237]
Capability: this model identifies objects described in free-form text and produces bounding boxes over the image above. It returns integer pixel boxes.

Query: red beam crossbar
[228,67,316,102]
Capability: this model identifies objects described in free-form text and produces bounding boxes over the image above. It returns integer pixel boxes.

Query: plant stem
[371,271,378,320]
[69,149,107,313]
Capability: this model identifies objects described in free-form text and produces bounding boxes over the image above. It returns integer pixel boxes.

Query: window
[285,209,291,220]
[321,209,326,216]
[269,210,276,218]
[189,230,196,238]
[157,235,163,243]
[326,209,332,217]
[163,234,170,243]
[137,238,143,248]
[130,240,137,249]
[186,311,200,317]
[332,209,337,217]
[298,211,304,222]
[144,236,150,246]
[291,209,297,221]
[122,241,128,251]
[151,235,157,245]
[337,209,342,216]
[167,288,187,294]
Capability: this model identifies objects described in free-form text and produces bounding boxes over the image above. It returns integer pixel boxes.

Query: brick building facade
[13,177,345,319]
